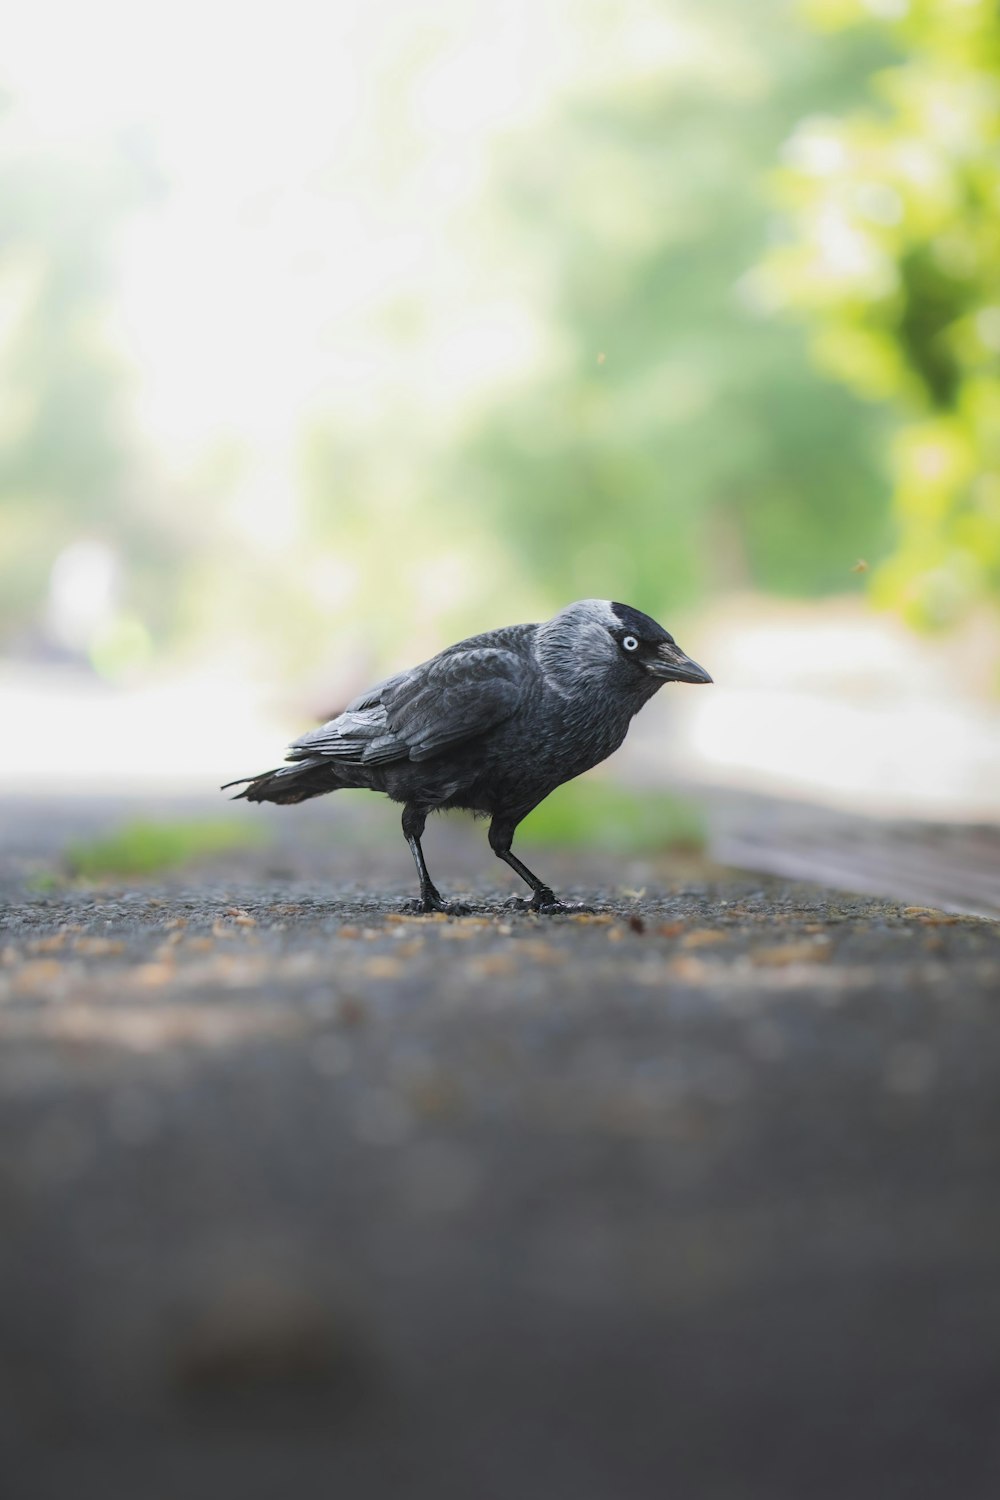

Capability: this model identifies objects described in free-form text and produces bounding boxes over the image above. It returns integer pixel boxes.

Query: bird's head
[536,600,712,693]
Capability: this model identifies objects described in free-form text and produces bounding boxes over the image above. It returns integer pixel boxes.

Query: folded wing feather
[288,647,525,767]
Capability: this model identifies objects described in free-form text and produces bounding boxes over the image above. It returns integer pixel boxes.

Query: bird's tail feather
[222,756,336,805]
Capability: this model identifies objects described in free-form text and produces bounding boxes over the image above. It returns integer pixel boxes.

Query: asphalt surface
[2,798,1000,1499]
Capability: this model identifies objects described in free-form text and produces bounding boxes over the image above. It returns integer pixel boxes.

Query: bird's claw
[403,894,475,917]
[503,890,584,915]
[402,890,446,915]
[503,893,560,912]
[533,894,598,916]
[529,889,579,915]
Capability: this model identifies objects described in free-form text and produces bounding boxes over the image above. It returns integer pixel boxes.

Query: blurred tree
[431,0,897,619]
[762,0,1000,626]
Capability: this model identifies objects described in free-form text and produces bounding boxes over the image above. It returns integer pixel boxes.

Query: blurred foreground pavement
[1,797,1000,1500]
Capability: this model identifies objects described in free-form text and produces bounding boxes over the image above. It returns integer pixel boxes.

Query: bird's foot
[502,889,579,915]
[532,890,599,916]
[402,886,447,915]
[530,887,570,915]
[502,891,597,915]
[402,891,475,917]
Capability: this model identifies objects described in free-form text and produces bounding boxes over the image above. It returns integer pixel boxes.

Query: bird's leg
[401,805,450,913]
[488,817,562,912]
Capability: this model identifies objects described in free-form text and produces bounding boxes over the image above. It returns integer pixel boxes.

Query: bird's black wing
[289,647,526,766]
[344,672,407,713]
[380,647,526,762]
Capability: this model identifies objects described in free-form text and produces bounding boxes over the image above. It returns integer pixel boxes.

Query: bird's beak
[646,642,713,684]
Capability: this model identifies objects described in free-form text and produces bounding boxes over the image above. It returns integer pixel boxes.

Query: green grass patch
[517,780,706,855]
[64,818,267,880]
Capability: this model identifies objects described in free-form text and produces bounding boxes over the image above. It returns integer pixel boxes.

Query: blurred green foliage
[518,779,706,854]
[765,0,1000,626]
[446,17,894,614]
[65,818,266,879]
[296,2,896,643]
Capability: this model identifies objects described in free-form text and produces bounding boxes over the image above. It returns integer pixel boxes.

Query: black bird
[224,600,711,913]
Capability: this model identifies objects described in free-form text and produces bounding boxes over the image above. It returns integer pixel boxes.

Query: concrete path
[2,798,999,1499]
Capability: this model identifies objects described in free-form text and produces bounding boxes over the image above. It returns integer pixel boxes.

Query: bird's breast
[486,691,634,795]
[422,683,642,818]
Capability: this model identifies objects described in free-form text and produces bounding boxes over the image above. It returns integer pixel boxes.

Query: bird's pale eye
[622,636,639,652]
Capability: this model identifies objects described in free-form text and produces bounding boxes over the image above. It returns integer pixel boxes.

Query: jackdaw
[224,600,711,912]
